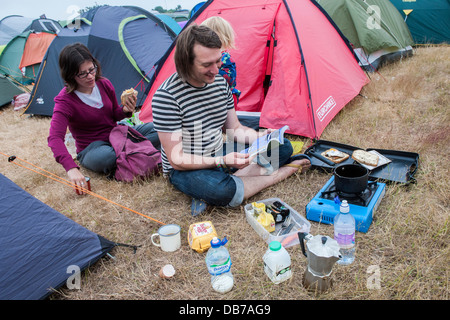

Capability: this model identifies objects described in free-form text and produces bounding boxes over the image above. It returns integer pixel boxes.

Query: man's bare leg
[234,159,310,200]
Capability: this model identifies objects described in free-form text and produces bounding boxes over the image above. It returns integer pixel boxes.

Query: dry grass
[0,46,448,301]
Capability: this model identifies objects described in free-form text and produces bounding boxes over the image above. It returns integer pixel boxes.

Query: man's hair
[58,43,102,93]
[174,24,222,82]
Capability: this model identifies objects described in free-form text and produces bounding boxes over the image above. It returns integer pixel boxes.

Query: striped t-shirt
[152,73,235,173]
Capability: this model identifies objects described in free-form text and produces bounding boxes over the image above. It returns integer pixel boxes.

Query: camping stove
[305,176,386,233]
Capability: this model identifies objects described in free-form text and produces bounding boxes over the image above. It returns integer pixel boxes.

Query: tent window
[39,20,61,34]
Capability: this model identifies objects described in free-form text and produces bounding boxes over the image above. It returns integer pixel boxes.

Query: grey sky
[2,0,202,20]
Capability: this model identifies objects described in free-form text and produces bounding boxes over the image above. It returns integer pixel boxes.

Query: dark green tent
[317,0,414,71]
[389,0,450,44]
[0,30,56,85]
[0,74,24,106]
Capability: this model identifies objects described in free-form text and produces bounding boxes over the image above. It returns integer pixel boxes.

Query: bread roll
[121,88,138,105]
[352,150,379,166]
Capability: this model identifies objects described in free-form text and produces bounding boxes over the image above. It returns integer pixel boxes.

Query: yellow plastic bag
[251,202,266,217]
[290,140,305,155]
[257,211,275,233]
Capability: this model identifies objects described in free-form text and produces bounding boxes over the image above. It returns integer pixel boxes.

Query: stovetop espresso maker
[298,232,342,293]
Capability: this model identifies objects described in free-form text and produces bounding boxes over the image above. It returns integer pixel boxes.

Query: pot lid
[306,235,341,258]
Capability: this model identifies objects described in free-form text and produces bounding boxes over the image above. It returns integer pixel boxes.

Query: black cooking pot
[334,164,369,194]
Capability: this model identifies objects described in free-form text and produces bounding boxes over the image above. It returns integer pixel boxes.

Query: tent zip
[21,59,45,115]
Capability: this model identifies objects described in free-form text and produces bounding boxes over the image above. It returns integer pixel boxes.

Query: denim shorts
[169,168,245,207]
[168,138,293,207]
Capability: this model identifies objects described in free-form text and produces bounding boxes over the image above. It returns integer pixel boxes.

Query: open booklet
[240,125,289,158]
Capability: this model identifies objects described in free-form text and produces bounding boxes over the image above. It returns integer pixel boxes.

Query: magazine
[240,125,289,157]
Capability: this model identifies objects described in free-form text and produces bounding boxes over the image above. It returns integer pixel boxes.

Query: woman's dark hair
[174,24,222,82]
[58,43,102,93]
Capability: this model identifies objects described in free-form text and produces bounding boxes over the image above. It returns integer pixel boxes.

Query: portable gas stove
[306,176,386,233]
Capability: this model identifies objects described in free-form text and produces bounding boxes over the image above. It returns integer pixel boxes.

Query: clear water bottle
[334,200,356,265]
[205,237,234,293]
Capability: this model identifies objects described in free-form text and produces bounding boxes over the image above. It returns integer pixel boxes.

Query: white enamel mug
[151,224,181,252]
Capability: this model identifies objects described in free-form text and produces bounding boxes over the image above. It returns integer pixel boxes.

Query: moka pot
[298,232,342,292]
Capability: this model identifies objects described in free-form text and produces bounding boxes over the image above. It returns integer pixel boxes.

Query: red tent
[139,0,369,139]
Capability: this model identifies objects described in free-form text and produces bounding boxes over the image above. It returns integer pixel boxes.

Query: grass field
[0,45,448,301]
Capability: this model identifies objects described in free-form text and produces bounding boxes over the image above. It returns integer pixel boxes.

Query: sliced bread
[352,150,379,167]
[321,148,349,163]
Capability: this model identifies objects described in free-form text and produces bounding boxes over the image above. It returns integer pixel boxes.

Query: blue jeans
[77,123,159,174]
[169,138,294,207]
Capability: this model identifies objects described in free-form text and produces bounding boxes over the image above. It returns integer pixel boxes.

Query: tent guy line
[1,151,166,226]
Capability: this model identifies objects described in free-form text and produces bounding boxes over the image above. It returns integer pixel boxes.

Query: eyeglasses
[76,65,97,79]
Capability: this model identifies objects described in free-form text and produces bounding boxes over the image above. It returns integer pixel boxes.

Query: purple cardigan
[48,78,129,171]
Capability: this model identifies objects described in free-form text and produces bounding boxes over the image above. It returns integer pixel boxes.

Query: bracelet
[215,156,227,169]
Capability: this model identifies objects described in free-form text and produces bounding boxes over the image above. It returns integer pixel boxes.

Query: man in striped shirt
[152,25,310,215]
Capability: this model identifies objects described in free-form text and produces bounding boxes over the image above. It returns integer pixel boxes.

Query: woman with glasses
[48,43,159,192]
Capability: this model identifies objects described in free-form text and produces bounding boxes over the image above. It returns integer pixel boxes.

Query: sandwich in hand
[352,149,379,167]
[121,88,138,105]
[321,148,349,164]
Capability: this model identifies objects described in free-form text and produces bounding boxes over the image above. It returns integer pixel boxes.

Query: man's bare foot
[283,159,311,174]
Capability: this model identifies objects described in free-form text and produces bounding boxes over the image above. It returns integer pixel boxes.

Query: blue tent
[23,17,62,34]
[189,2,206,19]
[23,5,178,117]
[0,173,117,300]
[155,14,182,34]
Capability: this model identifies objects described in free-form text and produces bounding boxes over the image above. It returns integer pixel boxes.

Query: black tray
[305,140,419,184]
[367,148,419,184]
[304,140,358,171]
